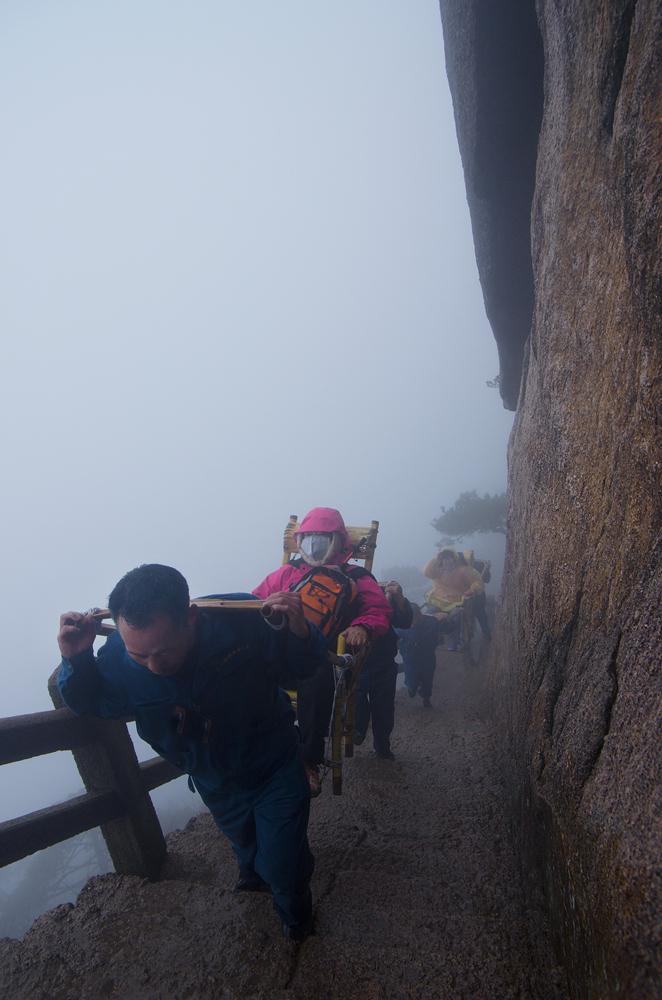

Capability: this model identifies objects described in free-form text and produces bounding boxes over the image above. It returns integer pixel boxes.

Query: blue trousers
[403,655,436,699]
[193,748,314,927]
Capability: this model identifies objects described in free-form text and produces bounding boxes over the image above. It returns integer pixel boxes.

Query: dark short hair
[108,564,190,629]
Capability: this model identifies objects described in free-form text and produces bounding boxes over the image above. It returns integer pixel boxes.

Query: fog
[0,0,513,901]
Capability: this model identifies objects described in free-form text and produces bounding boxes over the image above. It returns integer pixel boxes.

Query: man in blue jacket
[57,563,327,942]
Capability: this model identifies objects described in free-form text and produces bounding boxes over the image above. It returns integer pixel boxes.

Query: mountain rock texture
[440,0,662,996]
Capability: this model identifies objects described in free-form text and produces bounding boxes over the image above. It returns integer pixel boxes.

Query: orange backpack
[289,565,358,638]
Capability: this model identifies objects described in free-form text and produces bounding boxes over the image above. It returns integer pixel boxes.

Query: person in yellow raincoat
[421,547,484,650]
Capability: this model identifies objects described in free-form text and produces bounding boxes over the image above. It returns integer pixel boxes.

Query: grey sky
[0,0,513,823]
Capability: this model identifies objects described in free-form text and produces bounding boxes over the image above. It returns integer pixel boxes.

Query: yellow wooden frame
[281,514,379,573]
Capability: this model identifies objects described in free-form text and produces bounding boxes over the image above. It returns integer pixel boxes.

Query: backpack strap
[343,564,377,582]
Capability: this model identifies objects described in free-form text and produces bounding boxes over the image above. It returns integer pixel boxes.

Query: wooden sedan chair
[281,514,379,795]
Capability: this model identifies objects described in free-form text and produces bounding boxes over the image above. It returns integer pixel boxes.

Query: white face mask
[299,533,333,566]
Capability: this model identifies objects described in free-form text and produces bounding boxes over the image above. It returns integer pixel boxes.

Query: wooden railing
[0,669,184,879]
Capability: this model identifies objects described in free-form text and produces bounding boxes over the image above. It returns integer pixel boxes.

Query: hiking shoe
[407,686,418,698]
[447,642,458,651]
[422,697,432,709]
[283,918,315,942]
[305,762,321,797]
[234,876,272,893]
[376,750,395,760]
[353,731,365,746]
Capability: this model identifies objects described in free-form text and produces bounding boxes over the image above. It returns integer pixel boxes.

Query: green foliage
[432,490,507,545]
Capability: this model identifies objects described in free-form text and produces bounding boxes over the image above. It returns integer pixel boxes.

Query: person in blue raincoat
[57,563,327,942]
[396,603,448,709]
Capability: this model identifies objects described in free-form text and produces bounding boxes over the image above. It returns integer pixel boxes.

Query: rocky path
[1,642,569,999]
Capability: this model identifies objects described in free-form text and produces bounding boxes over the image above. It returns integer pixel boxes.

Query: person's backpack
[289,565,359,638]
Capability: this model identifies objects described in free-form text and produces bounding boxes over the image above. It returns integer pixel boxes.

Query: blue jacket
[396,617,440,666]
[58,601,327,791]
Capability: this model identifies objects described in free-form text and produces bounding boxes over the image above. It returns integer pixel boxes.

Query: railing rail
[0,669,184,879]
[0,708,98,765]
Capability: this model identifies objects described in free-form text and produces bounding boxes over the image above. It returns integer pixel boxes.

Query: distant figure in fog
[459,550,493,641]
[396,603,446,709]
[422,546,484,650]
[354,580,413,760]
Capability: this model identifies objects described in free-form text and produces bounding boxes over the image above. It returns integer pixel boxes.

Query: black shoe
[234,876,272,893]
[407,686,418,698]
[283,918,315,942]
[422,697,432,709]
[376,749,395,760]
[353,731,365,746]
[482,629,492,641]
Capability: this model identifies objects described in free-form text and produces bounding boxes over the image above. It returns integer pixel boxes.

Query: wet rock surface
[440,1,662,994]
[0,643,568,1000]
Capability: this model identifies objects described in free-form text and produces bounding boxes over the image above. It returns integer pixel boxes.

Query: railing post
[48,668,167,880]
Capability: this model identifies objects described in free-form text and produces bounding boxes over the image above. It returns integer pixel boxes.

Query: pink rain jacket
[253,508,392,637]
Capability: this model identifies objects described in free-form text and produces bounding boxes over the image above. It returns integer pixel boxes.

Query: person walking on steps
[396,603,447,708]
[57,563,326,942]
[353,580,413,760]
[459,550,493,641]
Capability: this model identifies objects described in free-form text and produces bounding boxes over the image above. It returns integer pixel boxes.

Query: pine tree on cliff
[432,491,507,546]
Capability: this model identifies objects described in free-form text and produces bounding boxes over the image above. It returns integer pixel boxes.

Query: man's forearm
[58,648,107,717]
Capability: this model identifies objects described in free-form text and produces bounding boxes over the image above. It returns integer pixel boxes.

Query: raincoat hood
[438,546,460,567]
[294,507,353,565]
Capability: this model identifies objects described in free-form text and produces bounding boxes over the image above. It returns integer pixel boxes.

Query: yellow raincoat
[423,546,484,612]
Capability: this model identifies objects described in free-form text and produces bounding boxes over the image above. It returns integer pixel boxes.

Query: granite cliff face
[439,0,662,996]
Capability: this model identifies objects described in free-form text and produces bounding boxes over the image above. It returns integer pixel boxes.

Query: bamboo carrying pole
[344,679,356,759]
[331,635,346,796]
[74,600,280,635]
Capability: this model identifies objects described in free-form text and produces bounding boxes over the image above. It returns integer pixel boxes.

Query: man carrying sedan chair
[57,563,327,942]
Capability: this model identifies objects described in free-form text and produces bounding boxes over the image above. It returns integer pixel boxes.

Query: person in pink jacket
[253,507,392,795]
